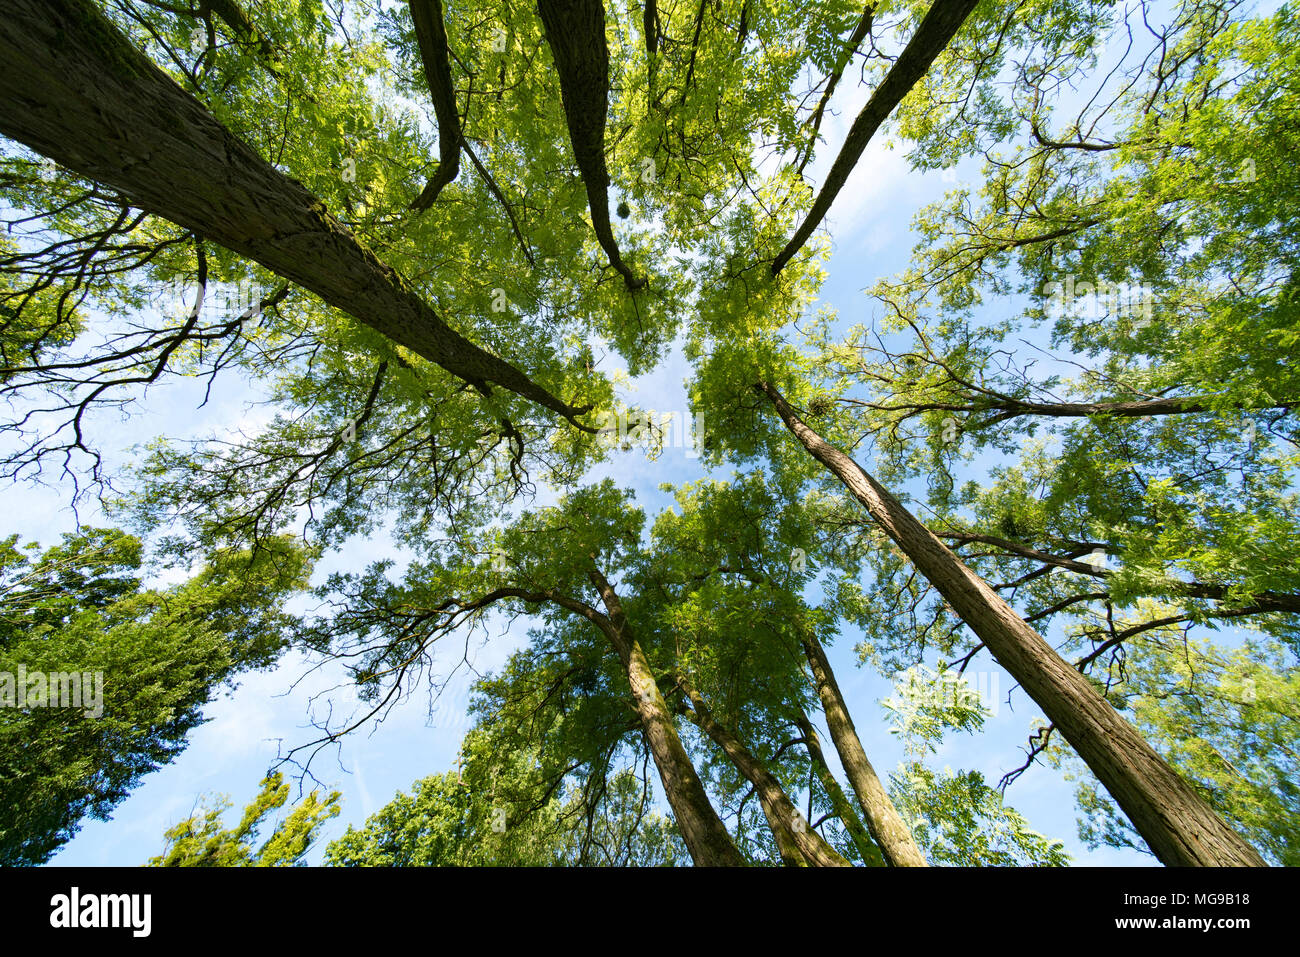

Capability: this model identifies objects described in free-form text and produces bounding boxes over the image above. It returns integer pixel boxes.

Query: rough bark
[408,0,462,211]
[756,379,1267,866]
[585,571,746,866]
[643,0,658,56]
[187,0,278,64]
[677,674,850,867]
[800,631,928,866]
[643,0,659,103]
[795,710,887,866]
[536,0,644,289]
[0,0,589,423]
[772,0,979,274]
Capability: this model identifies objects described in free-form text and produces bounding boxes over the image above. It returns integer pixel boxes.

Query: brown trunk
[536,0,643,289]
[408,0,463,210]
[756,380,1267,866]
[795,710,887,866]
[800,631,927,866]
[586,571,746,866]
[773,0,979,274]
[643,0,659,106]
[0,0,587,422]
[198,0,276,63]
[677,676,850,867]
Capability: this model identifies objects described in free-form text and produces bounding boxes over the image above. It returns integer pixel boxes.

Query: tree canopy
[0,0,1294,866]
[0,528,312,864]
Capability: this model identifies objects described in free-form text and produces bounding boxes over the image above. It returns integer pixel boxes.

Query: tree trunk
[536,0,643,289]
[795,710,887,866]
[800,632,927,866]
[202,0,276,62]
[772,0,979,274]
[0,0,587,422]
[642,0,659,102]
[408,0,463,210]
[586,571,746,866]
[678,675,850,867]
[756,380,1267,866]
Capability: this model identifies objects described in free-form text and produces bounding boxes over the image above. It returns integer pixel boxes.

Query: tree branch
[536,0,645,290]
[0,0,593,424]
[772,0,980,274]
[408,0,462,211]
[794,4,877,178]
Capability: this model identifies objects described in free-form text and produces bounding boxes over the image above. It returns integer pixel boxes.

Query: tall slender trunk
[756,380,1267,866]
[772,0,980,274]
[678,674,850,867]
[408,0,462,210]
[536,0,643,289]
[800,631,927,866]
[586,571,746,866]
[795,710,887,866]
[0,0,588,422]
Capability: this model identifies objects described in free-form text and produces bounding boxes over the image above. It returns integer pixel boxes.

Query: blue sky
[23,13,1191,867]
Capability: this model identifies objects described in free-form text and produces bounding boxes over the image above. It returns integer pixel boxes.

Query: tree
[0,0,589,420]
[149,772,341,867]
[326,727,685,866]
[0,528,312,865]
[642,472,920,864]
[298,480,747,865]
[775,0,1297,863]
[299,475,922,866]
[1064,628,1298,867]
[881,665,1070,866]
[683,0,1287,864]
[0,0,1287,866]
[738,380,1264,864]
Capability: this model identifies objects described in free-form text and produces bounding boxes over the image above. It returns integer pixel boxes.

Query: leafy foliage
[0,528,312,865]
[149,772,341,867]
[883,665,1070,866]
[0,0,1294,865]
